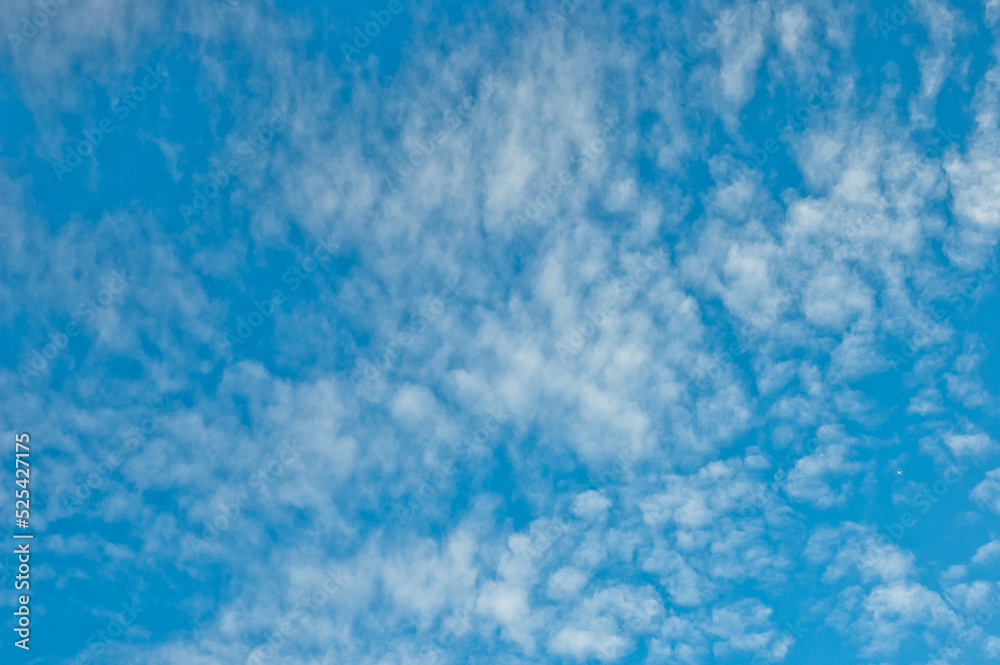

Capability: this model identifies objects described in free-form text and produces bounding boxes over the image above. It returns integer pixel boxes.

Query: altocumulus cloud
[1,0,999,664]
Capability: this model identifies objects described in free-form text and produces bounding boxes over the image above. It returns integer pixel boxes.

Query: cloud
[572,490,612,520]
[972,540,1000,566]
[973,468,1000,513]
[5,1,1000,664]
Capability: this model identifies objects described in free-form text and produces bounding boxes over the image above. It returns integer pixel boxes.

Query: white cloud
[943,432,997,458]
[572,490,612,520]
[784,439,864,509]
[7,2,1000,665]
[971,540,1000,566]
[973,468,1000,513]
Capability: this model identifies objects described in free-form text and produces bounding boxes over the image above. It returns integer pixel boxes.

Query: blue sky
[1,0,1000,663]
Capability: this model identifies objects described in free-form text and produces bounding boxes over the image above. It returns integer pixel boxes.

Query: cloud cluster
[2,0,1000,664]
